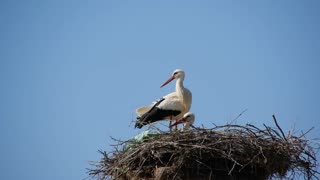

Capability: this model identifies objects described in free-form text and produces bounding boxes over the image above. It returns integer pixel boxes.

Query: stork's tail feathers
[136,106,152,117]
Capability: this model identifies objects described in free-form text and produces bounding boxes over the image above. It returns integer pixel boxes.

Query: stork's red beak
[160,76,175,88]
[169,118,186,128]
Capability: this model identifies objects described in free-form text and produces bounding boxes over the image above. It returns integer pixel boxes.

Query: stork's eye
[186,115,190,118]
[173,72,178,75]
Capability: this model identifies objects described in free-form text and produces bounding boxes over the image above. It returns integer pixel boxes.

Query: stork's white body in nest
[135,69,192,129]
[170,112,195,131]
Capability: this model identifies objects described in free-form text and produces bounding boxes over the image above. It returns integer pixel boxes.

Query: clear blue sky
[1,1,319,179]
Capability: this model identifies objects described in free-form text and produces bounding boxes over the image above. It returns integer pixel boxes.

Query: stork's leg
[174,120,178,131]
[169,116,173,132]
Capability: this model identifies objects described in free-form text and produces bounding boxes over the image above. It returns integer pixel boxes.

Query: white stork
[169,112,195,131]
[135,69,192,129]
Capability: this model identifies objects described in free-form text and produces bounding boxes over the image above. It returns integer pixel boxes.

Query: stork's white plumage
[170,112,195,131]
[135,69,192,129]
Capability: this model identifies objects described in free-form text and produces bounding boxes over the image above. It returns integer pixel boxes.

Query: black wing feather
[135,98,181,128]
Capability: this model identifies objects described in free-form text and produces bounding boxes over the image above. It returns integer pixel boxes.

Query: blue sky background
[1,1,319,179]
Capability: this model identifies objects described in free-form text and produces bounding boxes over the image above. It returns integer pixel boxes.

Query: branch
[272,115,287,141]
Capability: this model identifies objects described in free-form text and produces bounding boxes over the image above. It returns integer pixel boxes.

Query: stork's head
[160,69,185,88]
[170,112,195,130]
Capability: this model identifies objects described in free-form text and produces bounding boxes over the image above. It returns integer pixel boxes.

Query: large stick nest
[88,117,319,180]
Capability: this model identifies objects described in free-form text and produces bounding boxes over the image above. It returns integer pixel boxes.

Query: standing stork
[135,69,192,129]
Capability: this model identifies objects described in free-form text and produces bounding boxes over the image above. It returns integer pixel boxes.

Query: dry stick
[299,127,315,139]
[270,128,283,139]
[228,162,237,175]
[194,159,212,170]
[263,124,275,141]
[109,136,129,146]
[129,112,136,127]
[230,108,248,124]
[147,122,165,134]
[246,124,266,134]
[272,114,287,141]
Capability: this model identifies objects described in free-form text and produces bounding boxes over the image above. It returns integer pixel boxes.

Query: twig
[272,114,287,141]
[230,109,248,124]
[299,127,315,138]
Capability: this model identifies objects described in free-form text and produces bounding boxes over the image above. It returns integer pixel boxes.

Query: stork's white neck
[176,77,192,111]
[175,78,184,98]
